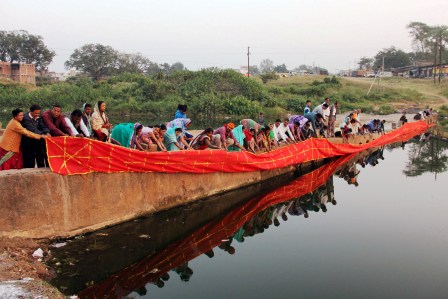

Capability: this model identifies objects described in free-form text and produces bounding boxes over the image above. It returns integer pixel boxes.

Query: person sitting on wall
[166,118,194,142]
[303,112,324,137]
[91,101,112,142]
[288,121,303,142]
[21,104,51,168]
[366,119,380,133]
[241,118,262,133]
[301,122,314,140]
[41,104,73,137]
[335,118,352,143]
[82,103,93,136]
[0,108,46,170]
[145,124,167,152]
[64,109,90,137]
[283,119,296,142]
[256,125,272,152]
[163,127,191,151]
[131,124,149,151]
[152,124,168,151]
[212,123,246,151]
[348,118,362,135]
[273,118,295,145]
[242,128,258,153]
[190,128,221,150]
[130,123,166,152]
[399,113,408,126]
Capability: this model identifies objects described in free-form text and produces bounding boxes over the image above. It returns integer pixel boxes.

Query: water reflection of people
[174,263,194,282]
[336,148,386,187]
[219,238,236,255]
[204,249,215,258]
[337,159,361,186]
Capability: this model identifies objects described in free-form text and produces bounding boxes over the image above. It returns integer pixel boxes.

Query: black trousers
[21,138,48,168]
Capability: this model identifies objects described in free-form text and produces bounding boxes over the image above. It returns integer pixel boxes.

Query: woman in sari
[289,115,308,129]
[152,125,168,151]
[166,118,193,142]
[163,127,192,151]
[111,123,134,148]
[0,108,46,170]
[256,125,272,152]
[240,119,261,133]
[132,123,167,152]
[227,125,246,152]
[288,115,309,141]
[91,101,112,142]
[190,128,221,150]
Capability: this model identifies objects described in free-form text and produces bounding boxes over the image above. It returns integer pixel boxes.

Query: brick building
[0,62,36,85]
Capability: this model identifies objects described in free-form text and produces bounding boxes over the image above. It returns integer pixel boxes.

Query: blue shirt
[304,106,311,114]
[174,110,186,119]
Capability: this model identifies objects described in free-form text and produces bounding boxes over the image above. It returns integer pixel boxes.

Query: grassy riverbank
[1,71,447,131]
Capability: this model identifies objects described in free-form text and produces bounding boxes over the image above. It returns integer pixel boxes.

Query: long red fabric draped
[46,121,428,175]
[78,153,356,298]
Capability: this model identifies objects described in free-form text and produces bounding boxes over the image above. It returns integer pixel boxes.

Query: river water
[47,138,448,299]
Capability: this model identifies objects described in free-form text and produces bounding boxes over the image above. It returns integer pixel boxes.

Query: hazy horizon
[2,0,448,74]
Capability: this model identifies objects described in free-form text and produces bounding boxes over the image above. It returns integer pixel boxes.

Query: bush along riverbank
[1,69,435,123]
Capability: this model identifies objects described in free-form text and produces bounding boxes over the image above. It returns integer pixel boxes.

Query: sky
[2,0,448,74]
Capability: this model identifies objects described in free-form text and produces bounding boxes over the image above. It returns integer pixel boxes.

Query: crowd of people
[0,97,429,171]
[0,101,115,170]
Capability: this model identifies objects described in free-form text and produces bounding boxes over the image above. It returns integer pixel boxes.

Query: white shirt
[64,116,90,137]
[274,123,295,142]
[322,103,331,119]
[348,122,361,134]
[279,123,295,141]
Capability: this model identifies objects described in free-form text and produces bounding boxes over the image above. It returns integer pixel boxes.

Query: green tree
[406,22,448,62]
[374,46,412,70]
[358,57,373,70]
[116,52,153,74]
[407,21,431,53]
[259,58,274,73]
[0,30,55,75]
[273,63,288,73]
[65,44,118,80]
[170,62,186,73]
[403,140,448,177]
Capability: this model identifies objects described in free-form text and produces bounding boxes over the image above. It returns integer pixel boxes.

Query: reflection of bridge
[50,150,377,298]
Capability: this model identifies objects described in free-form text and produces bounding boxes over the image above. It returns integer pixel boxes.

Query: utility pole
[434,39,438,84]
[439,35,443,84]
[379,56,384,91]
[247,47,250,77]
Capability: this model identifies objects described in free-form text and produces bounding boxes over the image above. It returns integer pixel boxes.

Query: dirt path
[419,91,448,108]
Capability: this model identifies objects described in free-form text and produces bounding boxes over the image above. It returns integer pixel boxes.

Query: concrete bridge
[1,134,382,239]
